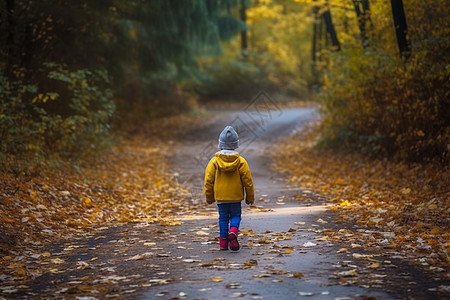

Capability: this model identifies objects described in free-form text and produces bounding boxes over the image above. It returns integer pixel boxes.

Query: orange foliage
[275,122,450,269]
[0,132,195,280]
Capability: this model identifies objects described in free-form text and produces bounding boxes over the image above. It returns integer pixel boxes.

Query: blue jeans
[217,202,242,239]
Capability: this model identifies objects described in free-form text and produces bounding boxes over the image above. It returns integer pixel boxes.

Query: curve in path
[145,107,394,300]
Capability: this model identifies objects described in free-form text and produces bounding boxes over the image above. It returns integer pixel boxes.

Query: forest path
[143,106,395,299]
[18,105,442,300]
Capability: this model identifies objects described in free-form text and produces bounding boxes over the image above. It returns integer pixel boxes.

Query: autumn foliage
[316,0,449,163]
[0,127,193,278]
[275,123,450,270]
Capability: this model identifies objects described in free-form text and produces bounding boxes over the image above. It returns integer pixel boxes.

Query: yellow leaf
[79,276,90,281]
[42,252,51,257]
[368,262,380,268]
[81,197,93,208]
[30,191,39,200]
[49,93,58,101]
[258,238,273,244]
[51,258,65,264]
[211,276,223,282]
[335,178,345,185]
[337,248,348,253]
[2,216,15,224]
[195,230,209,236]
[285,249,292,254]
[159,219,181,226]
[430,228,440,235]
[340,200,350,207]
[400,187,411,195]
[429,204,438,209]
[14,267,27,277]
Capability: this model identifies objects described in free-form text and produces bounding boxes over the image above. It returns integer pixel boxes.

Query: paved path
[145,107,395,299]
[15,106,446,299]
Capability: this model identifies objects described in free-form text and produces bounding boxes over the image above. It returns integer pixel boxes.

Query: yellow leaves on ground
[274,123,450,270]
[0,133,190,278]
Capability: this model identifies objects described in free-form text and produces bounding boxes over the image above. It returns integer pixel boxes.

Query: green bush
[0,63,115,173]
[195,54,276,102]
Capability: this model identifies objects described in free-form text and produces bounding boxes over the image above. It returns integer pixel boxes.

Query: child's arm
[204,158,216,204]
[239,158,255,205]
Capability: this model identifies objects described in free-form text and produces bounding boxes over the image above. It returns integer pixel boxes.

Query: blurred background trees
[317,0,449,162]
[1,0,448,170]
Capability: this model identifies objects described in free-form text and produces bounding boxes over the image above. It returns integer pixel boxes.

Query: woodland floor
[0,102,449,300]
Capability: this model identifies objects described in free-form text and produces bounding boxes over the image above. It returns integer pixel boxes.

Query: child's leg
[228,202,242,251]
[229,202,242,230]
[217,203,230,239]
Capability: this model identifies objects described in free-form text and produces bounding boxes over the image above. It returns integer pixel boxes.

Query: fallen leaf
[243,259,258,267]
[211,276,223,282]
[50,258,65,264]
[126,252,154,261]
[368,262,380,268]
[303,242,317,247]
[400,187,411,194]
[340,200,350,207]
[336,269,358,277]
[196,231,209,236]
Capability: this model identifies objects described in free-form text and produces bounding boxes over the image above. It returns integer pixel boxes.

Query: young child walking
[204,125,254,251]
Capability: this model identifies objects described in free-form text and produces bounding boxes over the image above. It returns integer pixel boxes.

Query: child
[204,125,254,251]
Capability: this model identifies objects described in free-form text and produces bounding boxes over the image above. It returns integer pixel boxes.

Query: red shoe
[219,237,229,250]
[228,227,240,251]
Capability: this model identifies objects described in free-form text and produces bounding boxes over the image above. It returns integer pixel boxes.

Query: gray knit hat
[218,126,239,150]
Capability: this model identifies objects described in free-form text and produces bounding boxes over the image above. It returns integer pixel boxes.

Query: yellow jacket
[204,151,254,204]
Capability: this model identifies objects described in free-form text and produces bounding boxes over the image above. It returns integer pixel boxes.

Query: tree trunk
[6,0,15,75]
[311,6,319,64]
[353,0,370,48]
[240,0,248,60]
[390,0,410,59]
[322,8,340,51]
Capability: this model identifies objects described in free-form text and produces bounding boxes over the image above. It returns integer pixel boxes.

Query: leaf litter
[0,115,211,296]
[274,122,450,287]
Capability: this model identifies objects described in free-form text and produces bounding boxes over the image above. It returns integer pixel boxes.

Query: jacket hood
[215,151,240,172]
